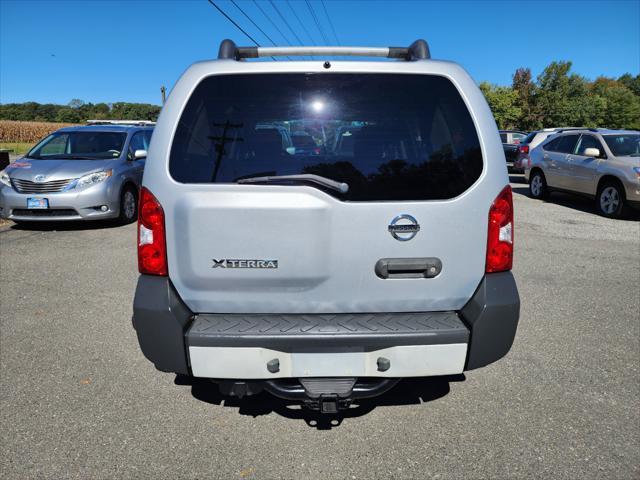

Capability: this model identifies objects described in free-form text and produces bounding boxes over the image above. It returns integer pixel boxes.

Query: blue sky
[1,0,638,105]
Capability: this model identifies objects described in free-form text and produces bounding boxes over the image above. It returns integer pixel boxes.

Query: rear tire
[119,185,138,224]
[529,170,548,200]
[596,180,625,219]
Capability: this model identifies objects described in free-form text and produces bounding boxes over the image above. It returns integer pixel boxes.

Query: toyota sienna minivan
[132,39,520,413]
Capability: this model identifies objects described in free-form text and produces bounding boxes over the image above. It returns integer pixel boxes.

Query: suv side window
[575,135,605,157]
[555,134,580,153]
[543,137,562,151]
[128,132,147,159]
[500,133,507,143]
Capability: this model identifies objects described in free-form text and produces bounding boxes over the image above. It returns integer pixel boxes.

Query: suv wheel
[119,186,138,224]
[529,171,548,199]
[596,181,625,219]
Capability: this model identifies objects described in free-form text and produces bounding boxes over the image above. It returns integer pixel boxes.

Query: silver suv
[132,39,520,413]
[525,129,640,218]
[0,122,153,224]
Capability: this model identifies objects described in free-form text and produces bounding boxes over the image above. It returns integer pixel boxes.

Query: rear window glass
[169,73,483,201]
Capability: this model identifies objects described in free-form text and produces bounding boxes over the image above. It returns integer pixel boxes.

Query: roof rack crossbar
[86,120,156,126]
[217,39,430,61]
[555,127,599,133]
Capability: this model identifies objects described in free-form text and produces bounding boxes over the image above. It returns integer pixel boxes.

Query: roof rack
[555,127,599,133]
[217,39,431,61]
[86,120,156,126]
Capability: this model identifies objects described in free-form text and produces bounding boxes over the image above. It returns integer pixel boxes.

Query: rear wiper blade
[236,174,349,194]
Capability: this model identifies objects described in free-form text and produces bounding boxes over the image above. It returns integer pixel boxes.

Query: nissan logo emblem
[388,214,420,241]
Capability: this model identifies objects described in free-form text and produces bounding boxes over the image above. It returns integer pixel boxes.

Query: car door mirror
[583,148,600,158]
[134,149,147,160]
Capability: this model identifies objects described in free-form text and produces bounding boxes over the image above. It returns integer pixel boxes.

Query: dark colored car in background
[500,130,527,172]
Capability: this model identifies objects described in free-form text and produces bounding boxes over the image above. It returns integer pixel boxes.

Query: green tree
[617,73,640,96]
[602,84,640,129]
[479,82,521,129]
[511,68,539,130]
[55,108,81,123]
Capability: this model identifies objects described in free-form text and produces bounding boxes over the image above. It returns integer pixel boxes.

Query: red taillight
[138,187,167,276]
[519,145,529,154]
[486,185,513,273]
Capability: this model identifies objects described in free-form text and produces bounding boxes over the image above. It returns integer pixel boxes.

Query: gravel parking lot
[1,176,638,479]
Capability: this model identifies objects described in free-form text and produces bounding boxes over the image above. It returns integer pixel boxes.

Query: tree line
[480,61,639,131]
[0,61,638,131]
[0,99,161,124]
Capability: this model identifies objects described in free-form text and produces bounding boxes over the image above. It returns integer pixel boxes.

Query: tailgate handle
[375,258,442,279]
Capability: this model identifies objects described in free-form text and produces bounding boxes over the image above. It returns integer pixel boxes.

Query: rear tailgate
[144,61,508,314]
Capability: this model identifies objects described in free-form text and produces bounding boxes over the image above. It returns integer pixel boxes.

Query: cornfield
[0,120,77,144]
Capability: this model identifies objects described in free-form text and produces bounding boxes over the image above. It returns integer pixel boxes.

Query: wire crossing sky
[1,0,638,105]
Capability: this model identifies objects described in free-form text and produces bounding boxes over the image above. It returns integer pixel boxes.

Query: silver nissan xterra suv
[133,39,520,413]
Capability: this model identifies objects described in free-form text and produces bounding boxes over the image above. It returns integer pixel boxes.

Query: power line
[305,0,329,45]
[268,0,305,46]
[320,0,340,45]
[252,0,294,46]
[205,0,277,61]
[286,0,317,46]
[230,0,277,46]
[206,0,261,47]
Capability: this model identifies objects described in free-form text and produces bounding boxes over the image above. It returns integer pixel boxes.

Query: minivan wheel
[596,181,625,219]
[529,171,548,199]
[119,186,138,224]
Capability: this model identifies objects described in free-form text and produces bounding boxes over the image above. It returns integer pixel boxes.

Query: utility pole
[208,121,244,182]
[160,86,166,105]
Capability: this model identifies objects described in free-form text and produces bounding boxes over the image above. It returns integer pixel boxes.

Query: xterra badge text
[212,259,278,269]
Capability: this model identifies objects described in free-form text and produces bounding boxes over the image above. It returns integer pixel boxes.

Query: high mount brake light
[486,185,513,273]
[138,187,167,276]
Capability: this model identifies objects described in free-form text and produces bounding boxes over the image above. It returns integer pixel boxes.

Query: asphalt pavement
[1,176,638,479]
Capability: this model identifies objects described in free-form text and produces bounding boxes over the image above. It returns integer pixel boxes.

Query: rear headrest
[252,129,283,156]
[353,126,398,158]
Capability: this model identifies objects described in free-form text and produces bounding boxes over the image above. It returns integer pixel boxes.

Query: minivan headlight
[0,170,10,187]
[65,169,112,191]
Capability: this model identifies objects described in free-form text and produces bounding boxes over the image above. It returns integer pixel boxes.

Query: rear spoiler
[217,39,431,61]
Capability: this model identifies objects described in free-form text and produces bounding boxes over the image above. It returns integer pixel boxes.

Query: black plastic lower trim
[132,275,192,375]
[461,272,520,370]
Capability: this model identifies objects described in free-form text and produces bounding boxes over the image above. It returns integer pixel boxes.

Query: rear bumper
[132,272,520,377]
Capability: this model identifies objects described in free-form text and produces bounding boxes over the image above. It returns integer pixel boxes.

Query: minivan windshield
[27,131,127,160]
[602,134,640,157]
[170,73,483,201]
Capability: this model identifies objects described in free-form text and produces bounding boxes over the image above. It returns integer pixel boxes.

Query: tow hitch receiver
[319,395,339,414]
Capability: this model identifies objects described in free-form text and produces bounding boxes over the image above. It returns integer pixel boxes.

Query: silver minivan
[132,39,520,413]
[0,122,153,224]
